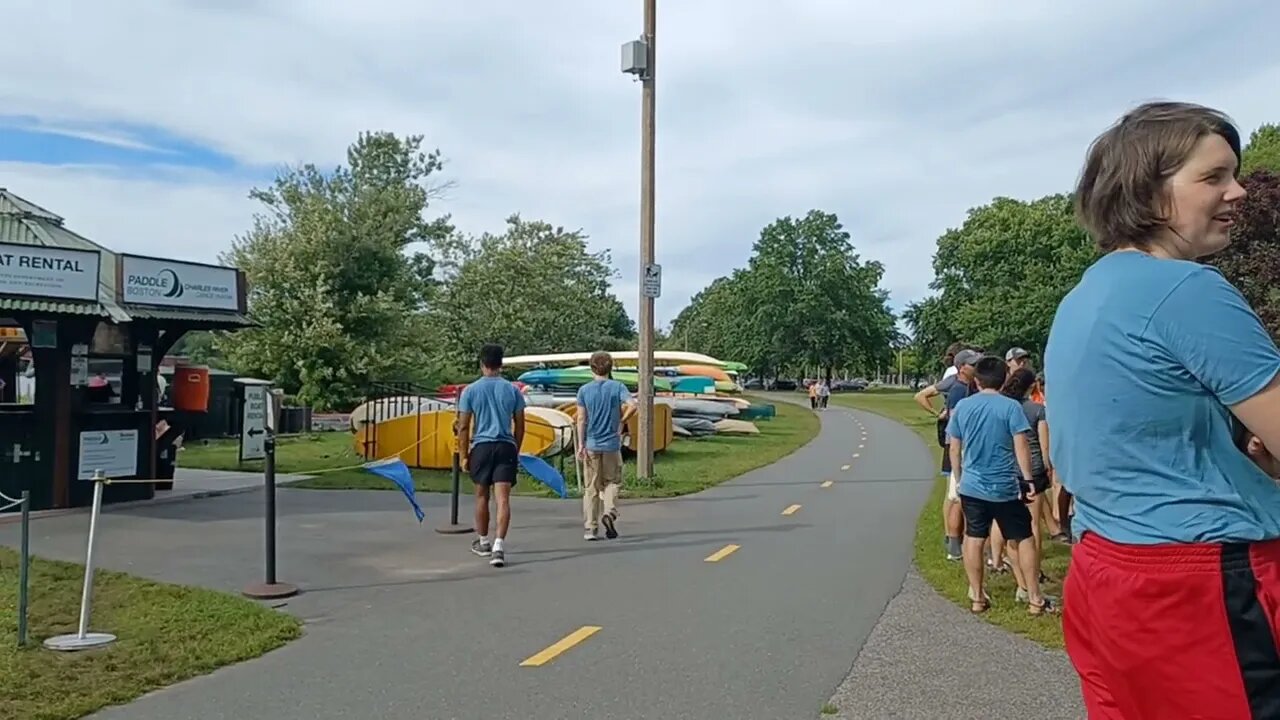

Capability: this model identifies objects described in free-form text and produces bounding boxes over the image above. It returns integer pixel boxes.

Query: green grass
[832,390,1070,649]
[178,396,821,499]
[0,548,302,720]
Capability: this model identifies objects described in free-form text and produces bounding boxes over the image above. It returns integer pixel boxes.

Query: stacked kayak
[518,367,673,392]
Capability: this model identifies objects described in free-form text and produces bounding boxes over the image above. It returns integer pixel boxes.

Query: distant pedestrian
[817,380,831,410]
[575,351,631,541]
[808,381,818,410]
[456,343,526,568]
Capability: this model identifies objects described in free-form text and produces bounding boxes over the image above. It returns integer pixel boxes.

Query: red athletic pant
[1065,532,1280,719]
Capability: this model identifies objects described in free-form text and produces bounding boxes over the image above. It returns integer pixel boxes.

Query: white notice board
[77,429,139,480]
[240,385,268,461]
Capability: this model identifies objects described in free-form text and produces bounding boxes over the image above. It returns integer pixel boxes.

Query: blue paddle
[518,454,569,498]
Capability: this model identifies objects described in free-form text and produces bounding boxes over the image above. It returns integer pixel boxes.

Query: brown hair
[1074,101,1242,252]
[1001,367,1036,400]
[589,351,613,377]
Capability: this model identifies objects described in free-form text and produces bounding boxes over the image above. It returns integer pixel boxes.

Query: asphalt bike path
[4,401,935,720]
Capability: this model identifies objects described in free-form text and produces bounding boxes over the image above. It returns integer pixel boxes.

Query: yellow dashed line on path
[821,480,834,488]
[704,544,740,562]
[520,626,602,667]
[782,504,802,516]
[841,464,851,471]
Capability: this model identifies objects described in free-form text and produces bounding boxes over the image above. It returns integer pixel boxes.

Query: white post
[76,477,104,637]
[45,469,117,651]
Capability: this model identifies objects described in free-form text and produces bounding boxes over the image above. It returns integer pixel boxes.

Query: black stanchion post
[17,490,29,648]
[244,425,298,599]
[265,434,277,583]
[435,449,470,534]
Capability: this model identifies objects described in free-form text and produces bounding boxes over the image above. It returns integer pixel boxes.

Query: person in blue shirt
[946,355,1047,616]
[1045,101,1280,718]
[575,351,632,541]
[456,343,526,568]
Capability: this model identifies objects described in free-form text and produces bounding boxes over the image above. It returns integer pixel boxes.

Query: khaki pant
[583,450,622,530]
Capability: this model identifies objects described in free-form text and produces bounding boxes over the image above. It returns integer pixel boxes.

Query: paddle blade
[363,459,425,522]
[518,454,568,498]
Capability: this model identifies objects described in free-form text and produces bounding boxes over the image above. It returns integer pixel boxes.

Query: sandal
[1028,597,1057,616]
[968,588,991,614]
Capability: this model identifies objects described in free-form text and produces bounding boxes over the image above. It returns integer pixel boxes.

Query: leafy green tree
[218,131,451,410]
[748,211,896,379]
[1243,124,1280,176]
[668,210,896,380]
[901,296,955,377]
[432,216,630,361]
[930,194,1096,355]
[1205,171,1280,340]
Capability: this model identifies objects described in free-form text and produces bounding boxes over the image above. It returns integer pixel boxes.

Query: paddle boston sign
[0,242,101,301]
[119,254,241,312]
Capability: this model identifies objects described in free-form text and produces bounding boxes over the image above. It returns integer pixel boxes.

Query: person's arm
[1153,267,1280,469]
[455,412,471,465]
[914,384,940,415]
[617,384,632,442]
[575,407,588,458]
[1009,405,1035,497]
[948,436,962,483]
[1014,434,1036,499]
[1237,381,1280,476]
[1037,419,1052,473]
[512,391,526,451]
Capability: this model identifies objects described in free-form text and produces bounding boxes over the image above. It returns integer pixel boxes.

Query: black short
[468,441,518,487]
[960,494,1032,541]
[937,419,952,474]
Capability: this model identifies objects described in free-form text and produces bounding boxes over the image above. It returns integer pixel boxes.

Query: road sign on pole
[642,263,662,299]
[240,385,268,462]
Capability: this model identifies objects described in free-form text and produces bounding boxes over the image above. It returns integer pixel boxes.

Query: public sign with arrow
[240,384,269,462]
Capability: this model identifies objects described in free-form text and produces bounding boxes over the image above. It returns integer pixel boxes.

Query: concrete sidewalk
[825,570,1084,719]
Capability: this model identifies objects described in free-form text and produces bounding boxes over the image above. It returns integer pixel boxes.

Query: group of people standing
[915,344,1067,615]
[453,344,633,568]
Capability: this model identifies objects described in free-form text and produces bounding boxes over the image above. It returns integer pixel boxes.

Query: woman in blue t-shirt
[1045,101,1280,718]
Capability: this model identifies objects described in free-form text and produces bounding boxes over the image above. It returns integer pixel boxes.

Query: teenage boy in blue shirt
[575,351,632,541]
[457,343,525,568]
[947,355,1050,615]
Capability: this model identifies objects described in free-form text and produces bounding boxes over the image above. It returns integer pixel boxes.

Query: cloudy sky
[2,1,1278,328]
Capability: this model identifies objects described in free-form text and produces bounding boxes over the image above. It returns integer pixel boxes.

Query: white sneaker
[584,531,599,541]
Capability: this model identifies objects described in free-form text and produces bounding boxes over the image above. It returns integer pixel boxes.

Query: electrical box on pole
[621,39,649,77]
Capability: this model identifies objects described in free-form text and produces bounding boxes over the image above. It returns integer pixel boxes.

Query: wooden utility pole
[636,0,657,480]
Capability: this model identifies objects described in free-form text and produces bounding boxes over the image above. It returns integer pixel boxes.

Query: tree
[930,194,1097,355]
[668,210,896,380]
[747,211,896,379]
[217,131,452,410]
[901,296,955,376]
[432,216,631,361]
[1243,124,1280,176]
[1205,171,1280,340]
[667,270,780,375]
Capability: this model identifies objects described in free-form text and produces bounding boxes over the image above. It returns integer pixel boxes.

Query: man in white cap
[1006,347,1031,372]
